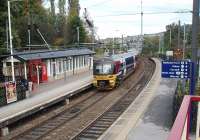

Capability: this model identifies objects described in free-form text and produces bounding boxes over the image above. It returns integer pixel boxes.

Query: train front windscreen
[94,63,114,75]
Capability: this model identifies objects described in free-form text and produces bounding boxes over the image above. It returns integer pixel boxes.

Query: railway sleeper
[22,134,40,139]
[105,112,121,116]
[99,118,115,122]
[41,124,56,129]
[98,119,114,123]
[89,127,107,131]
[84,130,104,135]
[93,124,110,128]
[101,116,117,119]
[28,131,45,136]
[79,132,99,139]
[95,120,113,124]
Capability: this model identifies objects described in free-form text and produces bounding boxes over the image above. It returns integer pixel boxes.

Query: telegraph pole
[183,23,186,59]
[191,0,199,95]
[141,0,144,49]
[159,35,161,54]
[169,26,171,48]
[178,20,181,49]
[141,0,143,36]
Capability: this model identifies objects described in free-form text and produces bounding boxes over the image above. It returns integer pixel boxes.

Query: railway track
[11,90,110,140]
[71,59,155,140]
[8,58,154,140]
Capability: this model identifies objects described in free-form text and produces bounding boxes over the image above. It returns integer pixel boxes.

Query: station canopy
[3,48,95,62]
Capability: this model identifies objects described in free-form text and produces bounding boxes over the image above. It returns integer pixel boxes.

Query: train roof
[94,57,113,64]
[94,52,135,64]
[111,52,135,61]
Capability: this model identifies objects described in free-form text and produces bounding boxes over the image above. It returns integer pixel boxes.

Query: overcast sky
[79,0,193,39]
[45,0,193,39]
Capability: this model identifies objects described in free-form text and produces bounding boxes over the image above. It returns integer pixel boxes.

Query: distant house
[1,48,95,84]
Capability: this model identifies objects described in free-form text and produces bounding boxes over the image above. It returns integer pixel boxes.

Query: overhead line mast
[141,0,144,50]
[141,0,143,36]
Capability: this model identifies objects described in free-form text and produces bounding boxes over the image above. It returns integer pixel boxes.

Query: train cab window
[94,63,114,75]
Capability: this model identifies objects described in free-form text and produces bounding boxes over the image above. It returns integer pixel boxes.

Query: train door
[121,58,126,76]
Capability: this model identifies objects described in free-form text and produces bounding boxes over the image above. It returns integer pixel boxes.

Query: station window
[84,56,87,66]
[63,60,66,71]
[76,57,78,69]
[80,56,83,67]
[67,60,70,71]
[83,56,85,66]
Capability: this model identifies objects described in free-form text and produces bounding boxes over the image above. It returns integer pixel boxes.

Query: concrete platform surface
[0,71,93,127]
[127,78,177,140]
[98,58,162,140]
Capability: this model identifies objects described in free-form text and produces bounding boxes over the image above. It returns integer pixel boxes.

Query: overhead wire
[86,0,113,8]
[94,10,192,18]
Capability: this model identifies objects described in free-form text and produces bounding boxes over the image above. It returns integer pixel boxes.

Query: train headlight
[108,75,113,78]
[93,80,97,86]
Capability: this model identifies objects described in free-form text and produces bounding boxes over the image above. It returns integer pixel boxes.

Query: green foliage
[0,0,89,53]
[65,0,88,45]
[141,36,159,56]
[65,16,87,44]
[0,0,8,54]
[164,22,192,59]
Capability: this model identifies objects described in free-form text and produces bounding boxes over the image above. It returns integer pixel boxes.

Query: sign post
[190,62,195,95]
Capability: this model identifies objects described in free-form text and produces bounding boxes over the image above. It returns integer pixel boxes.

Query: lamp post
[7,0,23,82]
[8,0,15,82]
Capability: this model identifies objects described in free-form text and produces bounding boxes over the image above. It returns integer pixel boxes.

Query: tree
[50,0,55,17]
[65,0,87,45]
[0,0,89,52]
[0,0,7,54]
[164,22,193,59]
[58,0,66,15]
[142,36,159,56]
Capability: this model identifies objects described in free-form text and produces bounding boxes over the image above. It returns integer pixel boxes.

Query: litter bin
[16,82,26,101]
[21,79,29,91]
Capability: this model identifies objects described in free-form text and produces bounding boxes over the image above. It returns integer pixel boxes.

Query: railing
[167,95,200,140]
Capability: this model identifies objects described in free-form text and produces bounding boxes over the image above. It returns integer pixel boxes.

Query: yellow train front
[93,53,136,90]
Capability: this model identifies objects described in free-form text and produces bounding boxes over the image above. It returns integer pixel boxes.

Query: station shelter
[1,48,95,86]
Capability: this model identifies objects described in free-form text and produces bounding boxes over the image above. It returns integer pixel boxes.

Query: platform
[0,71,93,130]
[98,58,166,140]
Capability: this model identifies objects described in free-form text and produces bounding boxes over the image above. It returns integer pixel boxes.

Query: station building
[1,48,95,84]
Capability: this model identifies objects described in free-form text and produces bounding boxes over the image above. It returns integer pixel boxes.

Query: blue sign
[161,61,190,78]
